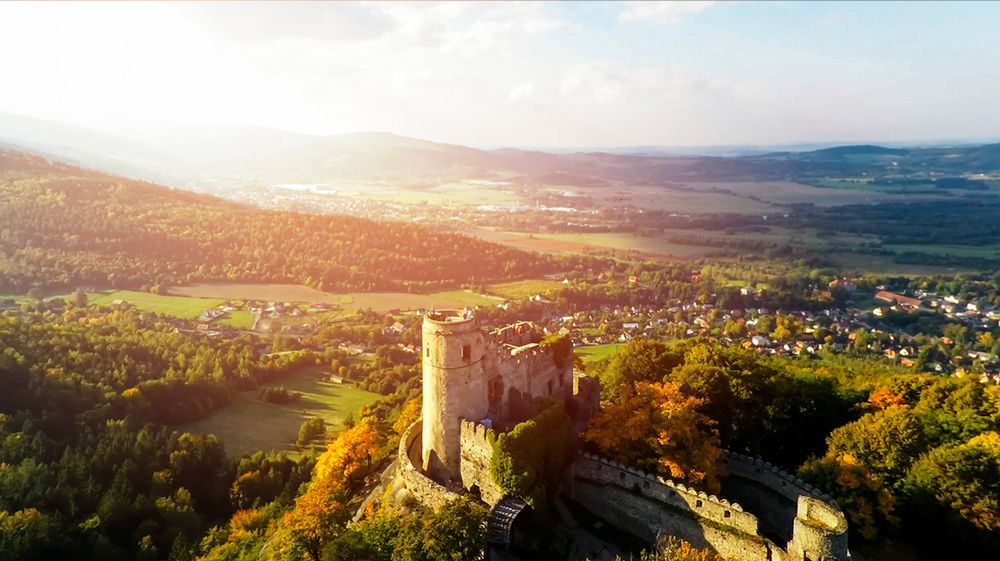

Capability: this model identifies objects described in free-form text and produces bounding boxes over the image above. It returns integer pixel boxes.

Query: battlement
[487,321,536,346]
[572,451,849,561]
[398,419,462,509]
[574,452,759,535]
[460,418,497,441]
[426,309,475,324]
[724,452,839,508]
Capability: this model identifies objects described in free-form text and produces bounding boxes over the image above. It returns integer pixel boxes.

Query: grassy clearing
[168,283,501,313]
[824,252,968,275]
[574,343,623,364]
[886,244,1000,259]
[486,279,565,300]
[170,283,351,304]
[72,290,224,319]
[426,289,504,307]
[341,291,497,312]
[218,310,255,329]
[180,366,381,457]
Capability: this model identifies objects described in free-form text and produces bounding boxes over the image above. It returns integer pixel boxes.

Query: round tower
[422,310,488,482]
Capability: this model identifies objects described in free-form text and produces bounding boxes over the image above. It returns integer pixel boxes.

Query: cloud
[560,63,627,103]
[508,82,537,103]
[618,1,716,26]
[181,3,397,43]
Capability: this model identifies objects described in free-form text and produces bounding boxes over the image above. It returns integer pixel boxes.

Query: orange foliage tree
[584,381,722,492]
[868,387,906,410]
[279,418,386,560]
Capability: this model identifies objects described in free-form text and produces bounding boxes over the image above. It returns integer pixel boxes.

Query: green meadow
[180,366,381,457]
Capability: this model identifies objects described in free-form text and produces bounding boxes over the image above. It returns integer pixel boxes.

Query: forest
[0,149,583,294]
[584,338,1000,558]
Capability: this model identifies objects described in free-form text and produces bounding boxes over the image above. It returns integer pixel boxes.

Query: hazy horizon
[2,1,999,149]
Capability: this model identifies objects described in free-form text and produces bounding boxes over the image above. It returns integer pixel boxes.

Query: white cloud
[619,1,716,26]
[508,82,537,103]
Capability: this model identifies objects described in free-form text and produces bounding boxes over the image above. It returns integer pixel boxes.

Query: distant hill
[3,112,1000,188]
[0,148,569,293]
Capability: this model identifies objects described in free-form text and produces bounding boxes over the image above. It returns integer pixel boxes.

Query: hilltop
[4,113,1000,191]
[0,148,571,293]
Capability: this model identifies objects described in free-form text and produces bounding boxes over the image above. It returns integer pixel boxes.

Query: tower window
[426,346,430,357]
[462,344,471,361]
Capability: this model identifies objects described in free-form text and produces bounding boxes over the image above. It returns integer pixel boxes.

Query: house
[829,278,858,292]
[874,291,922,309]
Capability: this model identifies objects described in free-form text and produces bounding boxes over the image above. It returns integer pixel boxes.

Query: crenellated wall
[570,453,779,561]
[570,452,850,561]
[459,420,504,506]
[481,339,572,423]
[398,419,462,510]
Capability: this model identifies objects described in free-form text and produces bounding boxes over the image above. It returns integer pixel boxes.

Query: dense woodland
[0,150,585,293]
[3,147,1000,561]
[585,338,1000,558]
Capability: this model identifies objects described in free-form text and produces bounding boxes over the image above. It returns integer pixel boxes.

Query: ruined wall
[722,453,848,561]
[722,453,840,545]
[398,419,462,510]
[482,341,572,424]
[787,496,849,561]
[459,420,505,506]
[570,453,781,561]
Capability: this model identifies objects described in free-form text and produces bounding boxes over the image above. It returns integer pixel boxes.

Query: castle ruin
[388,311,850,561]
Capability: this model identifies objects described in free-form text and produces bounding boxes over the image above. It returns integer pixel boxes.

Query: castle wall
[482,341,572,424]
[570,453,781,561]
[787,497,849,561]
[721,453,841,544]
[398,419,462,510]
[459,420,504,506]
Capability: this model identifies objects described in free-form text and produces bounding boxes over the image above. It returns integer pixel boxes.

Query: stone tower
[422,310,488,482]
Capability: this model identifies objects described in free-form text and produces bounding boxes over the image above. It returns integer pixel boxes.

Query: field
[169,283,504,312]
[170,283,350,304]
[487,279,566,300]
[180,366,381,457]
[472,227,880,261]
[823,252,968,275]
[76,290,224,319]
[886,243,1000,259]
[578,183,782,214]
[343,290,500,312]
[575,343,623,364]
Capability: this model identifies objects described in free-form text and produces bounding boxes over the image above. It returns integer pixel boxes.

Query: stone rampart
[571,452,850,561]
[573,453,758,533]
[721,452,843,549]
[570,453,781,561]
[398,419,462,510]
[459,420,504,506]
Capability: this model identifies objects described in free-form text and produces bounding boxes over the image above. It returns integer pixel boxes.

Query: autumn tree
[585,381,722,492]
[798,454,898,540]
[278,418,385,560]
[391,498,488,561]
[904,431,1000,533]
[826,406,926,486]
[598,338,679,401]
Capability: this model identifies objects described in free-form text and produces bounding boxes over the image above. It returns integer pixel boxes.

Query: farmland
[76,290,225,320]
[486,279,566,300]
[170,283,349,304]
[471,227,882,261]
[180,366,381,457]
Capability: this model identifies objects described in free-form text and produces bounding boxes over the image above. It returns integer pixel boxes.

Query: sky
[1,1,999,148]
